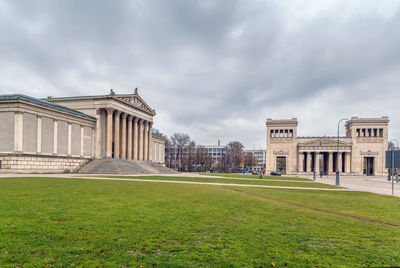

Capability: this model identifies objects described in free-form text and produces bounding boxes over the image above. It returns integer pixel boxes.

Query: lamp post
[336,118,349,186]
[390,139,398,196]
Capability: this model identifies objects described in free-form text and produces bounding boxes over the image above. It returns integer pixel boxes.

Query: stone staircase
[79,158,178,174]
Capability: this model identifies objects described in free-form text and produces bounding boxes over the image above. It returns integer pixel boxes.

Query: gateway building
[266,117,389,176]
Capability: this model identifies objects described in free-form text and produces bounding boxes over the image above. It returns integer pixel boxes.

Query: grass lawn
[200,173,310,181]
[99,175,340,189]
[1,177,400,267]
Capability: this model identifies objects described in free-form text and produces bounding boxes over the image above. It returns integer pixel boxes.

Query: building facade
[0,90,165,172]
[266,117,389,176]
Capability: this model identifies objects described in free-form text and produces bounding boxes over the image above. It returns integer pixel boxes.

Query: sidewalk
[302,174,400,197]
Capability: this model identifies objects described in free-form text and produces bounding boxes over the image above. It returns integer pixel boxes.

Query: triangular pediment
[299,138,351,147]
[114,94,155,115]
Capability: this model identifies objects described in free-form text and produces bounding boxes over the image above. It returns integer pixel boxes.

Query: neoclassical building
[0,90,165,172]
[266,117,389,176]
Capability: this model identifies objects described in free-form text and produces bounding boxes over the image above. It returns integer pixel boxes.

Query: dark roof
[152,132,165,139]
[0,94,96,120]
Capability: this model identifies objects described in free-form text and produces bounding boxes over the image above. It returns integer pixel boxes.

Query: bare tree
[171,133,191,171]
[164,138,174,169]
[389,141,396,150]
[195,146,213,172]
[184,140,196,171]
[225,141,244,171]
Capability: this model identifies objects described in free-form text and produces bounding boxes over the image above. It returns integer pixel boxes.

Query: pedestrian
[319,169,323,179]
[259,172,263,180]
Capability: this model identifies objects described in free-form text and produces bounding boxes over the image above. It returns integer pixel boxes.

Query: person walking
[319,169,323,179]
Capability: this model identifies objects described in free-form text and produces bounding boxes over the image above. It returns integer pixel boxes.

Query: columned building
[0,90,165,172]
[266,117,389,176]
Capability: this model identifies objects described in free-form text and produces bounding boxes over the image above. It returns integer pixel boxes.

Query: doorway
[276,156,287,174]
[363,157,374,176]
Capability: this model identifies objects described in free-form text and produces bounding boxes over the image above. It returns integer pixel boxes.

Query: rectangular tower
[266,118,298,174]
[346,117,389,176]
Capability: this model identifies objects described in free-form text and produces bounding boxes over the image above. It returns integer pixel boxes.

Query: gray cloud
[1,0,400,148]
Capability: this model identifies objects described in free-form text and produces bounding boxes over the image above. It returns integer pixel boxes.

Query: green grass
[98,175,340,189]
[1,177,400,267]
[200,172,310,181]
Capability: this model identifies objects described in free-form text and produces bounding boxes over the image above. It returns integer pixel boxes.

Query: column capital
[106,108,114,114]
[134,117,139,123]
[121,113,128,119]
[127,114,133,120]
[115,110,121,116]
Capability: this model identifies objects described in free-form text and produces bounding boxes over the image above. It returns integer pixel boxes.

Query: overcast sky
[1,0,400,149]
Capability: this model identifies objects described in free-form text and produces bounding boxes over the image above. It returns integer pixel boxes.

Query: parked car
[270,171,281,176]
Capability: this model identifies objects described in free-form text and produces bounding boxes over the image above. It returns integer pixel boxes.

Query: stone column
[37,116,42,154]
[95,109,102,158]
[140,121,148,161]
[298,152,303,172]
[338,152,342,173]
[114,110,121,158]
[138,119,144,160]
[133,117,139,160]
[53,120,58,155]
[106,108,114,158]
[306,153,311,172]
[144,121,149,161]
[148,122,153,161]
[315,152,320,173]
[13,111,23,153]
[345,152,351,173]
[328,152,333,174]
[127,115,133,160]
[121,113,127,159]
[320,153,325,173]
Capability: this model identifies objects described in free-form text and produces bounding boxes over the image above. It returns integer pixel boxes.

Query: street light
[390,139,399,196]
[336,118,349,186]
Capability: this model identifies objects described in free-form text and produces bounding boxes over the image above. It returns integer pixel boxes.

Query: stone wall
[0,112,14,152]
[0,154,89,172]
[42,117,54,154]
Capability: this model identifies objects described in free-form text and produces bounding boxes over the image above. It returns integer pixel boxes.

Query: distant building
[266,117,389,176]
[203,140,226,163]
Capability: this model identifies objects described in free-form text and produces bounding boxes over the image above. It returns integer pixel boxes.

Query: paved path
[73,176,353,191]
[302,175,400,197]
[3,172,399,196]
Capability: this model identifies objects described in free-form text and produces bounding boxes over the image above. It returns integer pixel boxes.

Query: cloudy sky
[1,0,400,149]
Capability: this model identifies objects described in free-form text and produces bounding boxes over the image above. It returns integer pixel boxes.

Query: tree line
[164,132,259,173]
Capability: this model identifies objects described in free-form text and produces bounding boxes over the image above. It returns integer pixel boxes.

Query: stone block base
[0,154,91,173]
